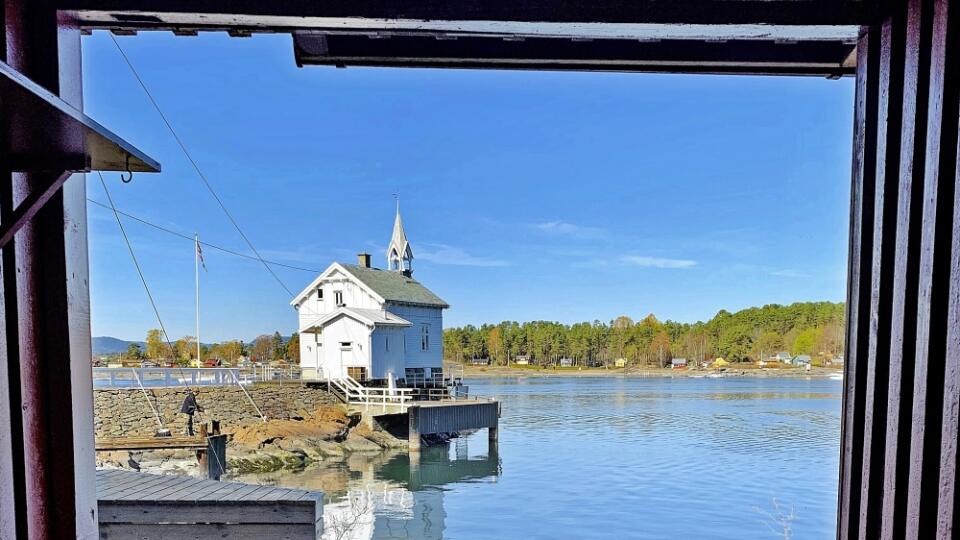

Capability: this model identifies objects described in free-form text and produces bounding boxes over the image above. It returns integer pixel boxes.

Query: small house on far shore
[470,357,490,366]
[514,355,530,366]
[770,351,793,363]
[614,358,627,368]
[792,355,813,366]
[671,358,688,369]
[712,358,730,368]
[559,358,574,368]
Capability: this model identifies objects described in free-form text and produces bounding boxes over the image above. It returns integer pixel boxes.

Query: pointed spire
[386,197,413,274]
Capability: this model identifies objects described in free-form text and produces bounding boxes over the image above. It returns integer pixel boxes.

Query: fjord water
[261,376,841,539]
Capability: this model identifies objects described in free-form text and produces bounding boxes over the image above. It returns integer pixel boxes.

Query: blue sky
[82,32,854,342]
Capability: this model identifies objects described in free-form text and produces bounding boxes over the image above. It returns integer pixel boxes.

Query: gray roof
[341,264,449,308]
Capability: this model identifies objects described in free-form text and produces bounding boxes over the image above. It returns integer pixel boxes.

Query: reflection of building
[322,440,500,540]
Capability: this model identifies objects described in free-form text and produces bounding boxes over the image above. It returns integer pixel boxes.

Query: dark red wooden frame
[4,1,960,538]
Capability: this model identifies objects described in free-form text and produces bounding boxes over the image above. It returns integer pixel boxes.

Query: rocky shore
[94,385,411,477]
[97,403,409,476]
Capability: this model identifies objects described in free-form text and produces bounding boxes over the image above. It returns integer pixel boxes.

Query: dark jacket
[181,391,201,415]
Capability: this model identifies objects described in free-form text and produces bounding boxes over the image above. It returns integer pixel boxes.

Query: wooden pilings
[96,421,228,481]
[197,422,228,481]
[408,406,422,452]
[406,402,499,453]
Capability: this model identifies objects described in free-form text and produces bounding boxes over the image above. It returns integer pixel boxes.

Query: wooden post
[196,423,209,476]
[488,406,499,454]
[408,405,421,452]
[206,435,227,481]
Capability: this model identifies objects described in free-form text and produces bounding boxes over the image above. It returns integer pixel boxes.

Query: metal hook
[120,155,133,183]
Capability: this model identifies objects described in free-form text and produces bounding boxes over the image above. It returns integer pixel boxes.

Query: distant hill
[92,336,144,355]
[93,335,290,356]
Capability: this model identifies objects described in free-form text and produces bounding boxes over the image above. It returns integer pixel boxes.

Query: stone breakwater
[94,385,338,438]
[94,385,407,476]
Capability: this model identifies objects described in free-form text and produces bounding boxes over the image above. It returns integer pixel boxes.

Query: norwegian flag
[196,237,207,271]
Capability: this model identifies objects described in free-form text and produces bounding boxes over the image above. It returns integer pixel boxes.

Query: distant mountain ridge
[92,335,291,355]
[92,336,145,355]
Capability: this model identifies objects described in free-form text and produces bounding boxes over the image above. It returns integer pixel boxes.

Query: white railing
[329,375,414,412]
[238,365,302,384]
[93,367,253,388]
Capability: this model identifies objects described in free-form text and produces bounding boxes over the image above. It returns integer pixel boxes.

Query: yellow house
[614,358,627,368]
[712,358,730,368]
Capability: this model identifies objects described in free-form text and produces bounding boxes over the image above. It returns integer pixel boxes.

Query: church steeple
[386,199,413,275]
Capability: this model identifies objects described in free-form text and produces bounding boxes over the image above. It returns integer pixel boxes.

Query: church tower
[386,201,413,276]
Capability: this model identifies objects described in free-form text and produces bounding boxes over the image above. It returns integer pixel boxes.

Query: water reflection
[242,439,500,540]
[236,377,840,539]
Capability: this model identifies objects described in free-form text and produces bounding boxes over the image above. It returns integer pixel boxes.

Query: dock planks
[95,435,208,451]
[96,469,323,539]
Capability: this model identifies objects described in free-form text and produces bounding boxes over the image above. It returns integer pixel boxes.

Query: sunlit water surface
[240,376,841,539]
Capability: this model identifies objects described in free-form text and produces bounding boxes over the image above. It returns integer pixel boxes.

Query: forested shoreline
[443,301,845,368]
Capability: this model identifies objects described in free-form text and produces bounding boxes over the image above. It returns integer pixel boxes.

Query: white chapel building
[291,208,449,387]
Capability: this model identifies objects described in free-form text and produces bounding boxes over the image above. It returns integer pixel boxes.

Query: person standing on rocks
[181,388,203,436]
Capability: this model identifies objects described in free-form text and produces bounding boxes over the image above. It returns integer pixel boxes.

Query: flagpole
[195,233,200,366]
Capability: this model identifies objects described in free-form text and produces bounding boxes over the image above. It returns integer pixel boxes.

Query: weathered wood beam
[858,6,907,538]
[59,0,882,27]
[880,1,933,538]
[905,0,960,536]
[838,24,879,540]
[0,171,72,251]
[293,32,856,77]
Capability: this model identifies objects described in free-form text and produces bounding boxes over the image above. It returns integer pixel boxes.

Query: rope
[229,370,267,422]
[97,175,268,427]
[109,34,295,297]
[97,172,181,375]
[131,367,165,430]
[86,198,321,273]
[97,173,203,432]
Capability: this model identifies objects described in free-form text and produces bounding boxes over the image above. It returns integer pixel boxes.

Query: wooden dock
[96,469,323,539]
[408,400,500,451]
[96,422,229,480]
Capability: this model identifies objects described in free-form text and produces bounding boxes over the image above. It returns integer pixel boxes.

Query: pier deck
[96,469,323,539]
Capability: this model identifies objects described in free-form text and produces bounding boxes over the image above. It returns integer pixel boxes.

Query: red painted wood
[0,171,72,250]
[4,1,81,537]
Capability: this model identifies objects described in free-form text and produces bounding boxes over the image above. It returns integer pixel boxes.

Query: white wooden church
[291,207,448,387]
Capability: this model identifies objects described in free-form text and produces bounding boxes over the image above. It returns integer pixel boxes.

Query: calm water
[245,376,842,539]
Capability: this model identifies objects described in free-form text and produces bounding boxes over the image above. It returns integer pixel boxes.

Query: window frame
[421,324,430,351]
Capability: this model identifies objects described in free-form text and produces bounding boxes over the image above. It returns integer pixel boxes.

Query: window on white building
[340,341,351,349]
[421,324,430,351]
[385,336,390,352]
[317,287,323,300]
[335,290,343,306]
